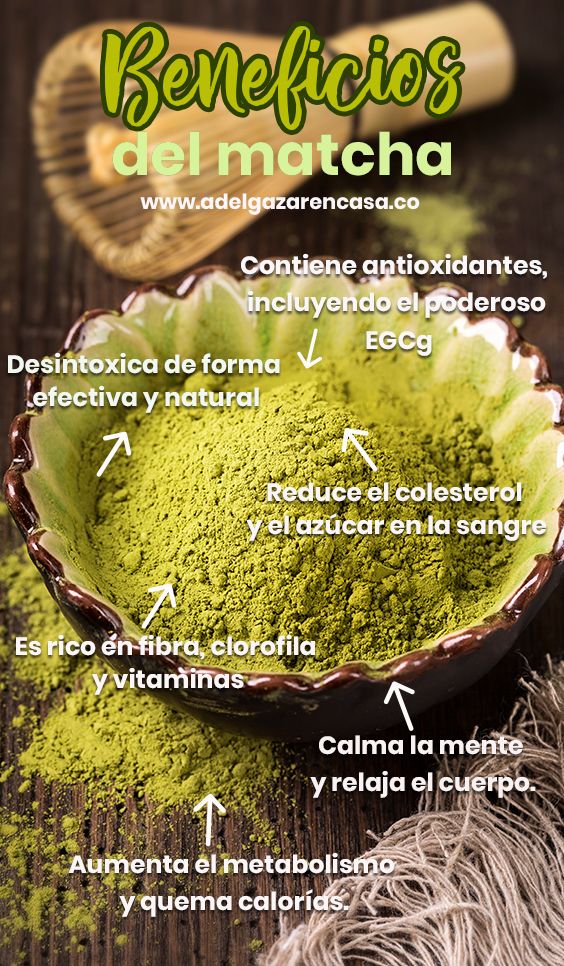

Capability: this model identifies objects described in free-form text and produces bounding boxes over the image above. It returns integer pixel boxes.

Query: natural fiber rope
[263,659,564,966]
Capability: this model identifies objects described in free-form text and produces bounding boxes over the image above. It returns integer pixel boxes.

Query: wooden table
[1,0,563,963]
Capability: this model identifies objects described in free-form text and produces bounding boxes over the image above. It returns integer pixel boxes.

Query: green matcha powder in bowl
[5,268,564,738]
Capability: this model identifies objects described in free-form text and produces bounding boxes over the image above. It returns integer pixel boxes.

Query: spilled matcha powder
[334,182,485,261]
[83,377,510,673]
[0,548,280,815]
[0,540,284,950]
[378,187,484,260]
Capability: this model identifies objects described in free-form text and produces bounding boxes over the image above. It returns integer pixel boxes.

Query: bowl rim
[4,263,564,694]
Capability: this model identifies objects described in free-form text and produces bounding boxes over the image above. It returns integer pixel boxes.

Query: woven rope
[264,660,564,966]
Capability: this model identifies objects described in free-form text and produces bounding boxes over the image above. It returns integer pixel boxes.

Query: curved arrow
[342,428,377,473]
[297,329,322,369]
[96,431,131,478]
[142,583,176,630]
[194,794,226,847]
[384,682,415,731]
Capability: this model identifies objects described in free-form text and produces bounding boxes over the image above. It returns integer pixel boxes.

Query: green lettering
[100,23,167,129]
[425,38,465,117]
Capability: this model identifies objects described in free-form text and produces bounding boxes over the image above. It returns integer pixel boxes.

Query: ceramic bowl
[5,267,564,739]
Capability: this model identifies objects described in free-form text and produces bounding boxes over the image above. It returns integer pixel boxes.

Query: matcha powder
[378,188,484,260]
[0,542,284,949]
[84,379,510,673]
[0,547,280,817]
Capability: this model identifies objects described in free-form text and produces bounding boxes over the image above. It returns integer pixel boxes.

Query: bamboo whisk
[32,4,514,280]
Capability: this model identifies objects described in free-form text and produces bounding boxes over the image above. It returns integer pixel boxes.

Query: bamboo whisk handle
[332,2,514,139]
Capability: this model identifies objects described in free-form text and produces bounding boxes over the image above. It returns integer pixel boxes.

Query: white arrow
[297,328,322,369]
[384,682,415,731]
[193,794,226,847]
[141,584,176,630]
[96,432,131,478]
[342,428,377,473]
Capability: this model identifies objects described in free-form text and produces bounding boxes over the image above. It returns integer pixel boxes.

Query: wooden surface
[1,0,563,963]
